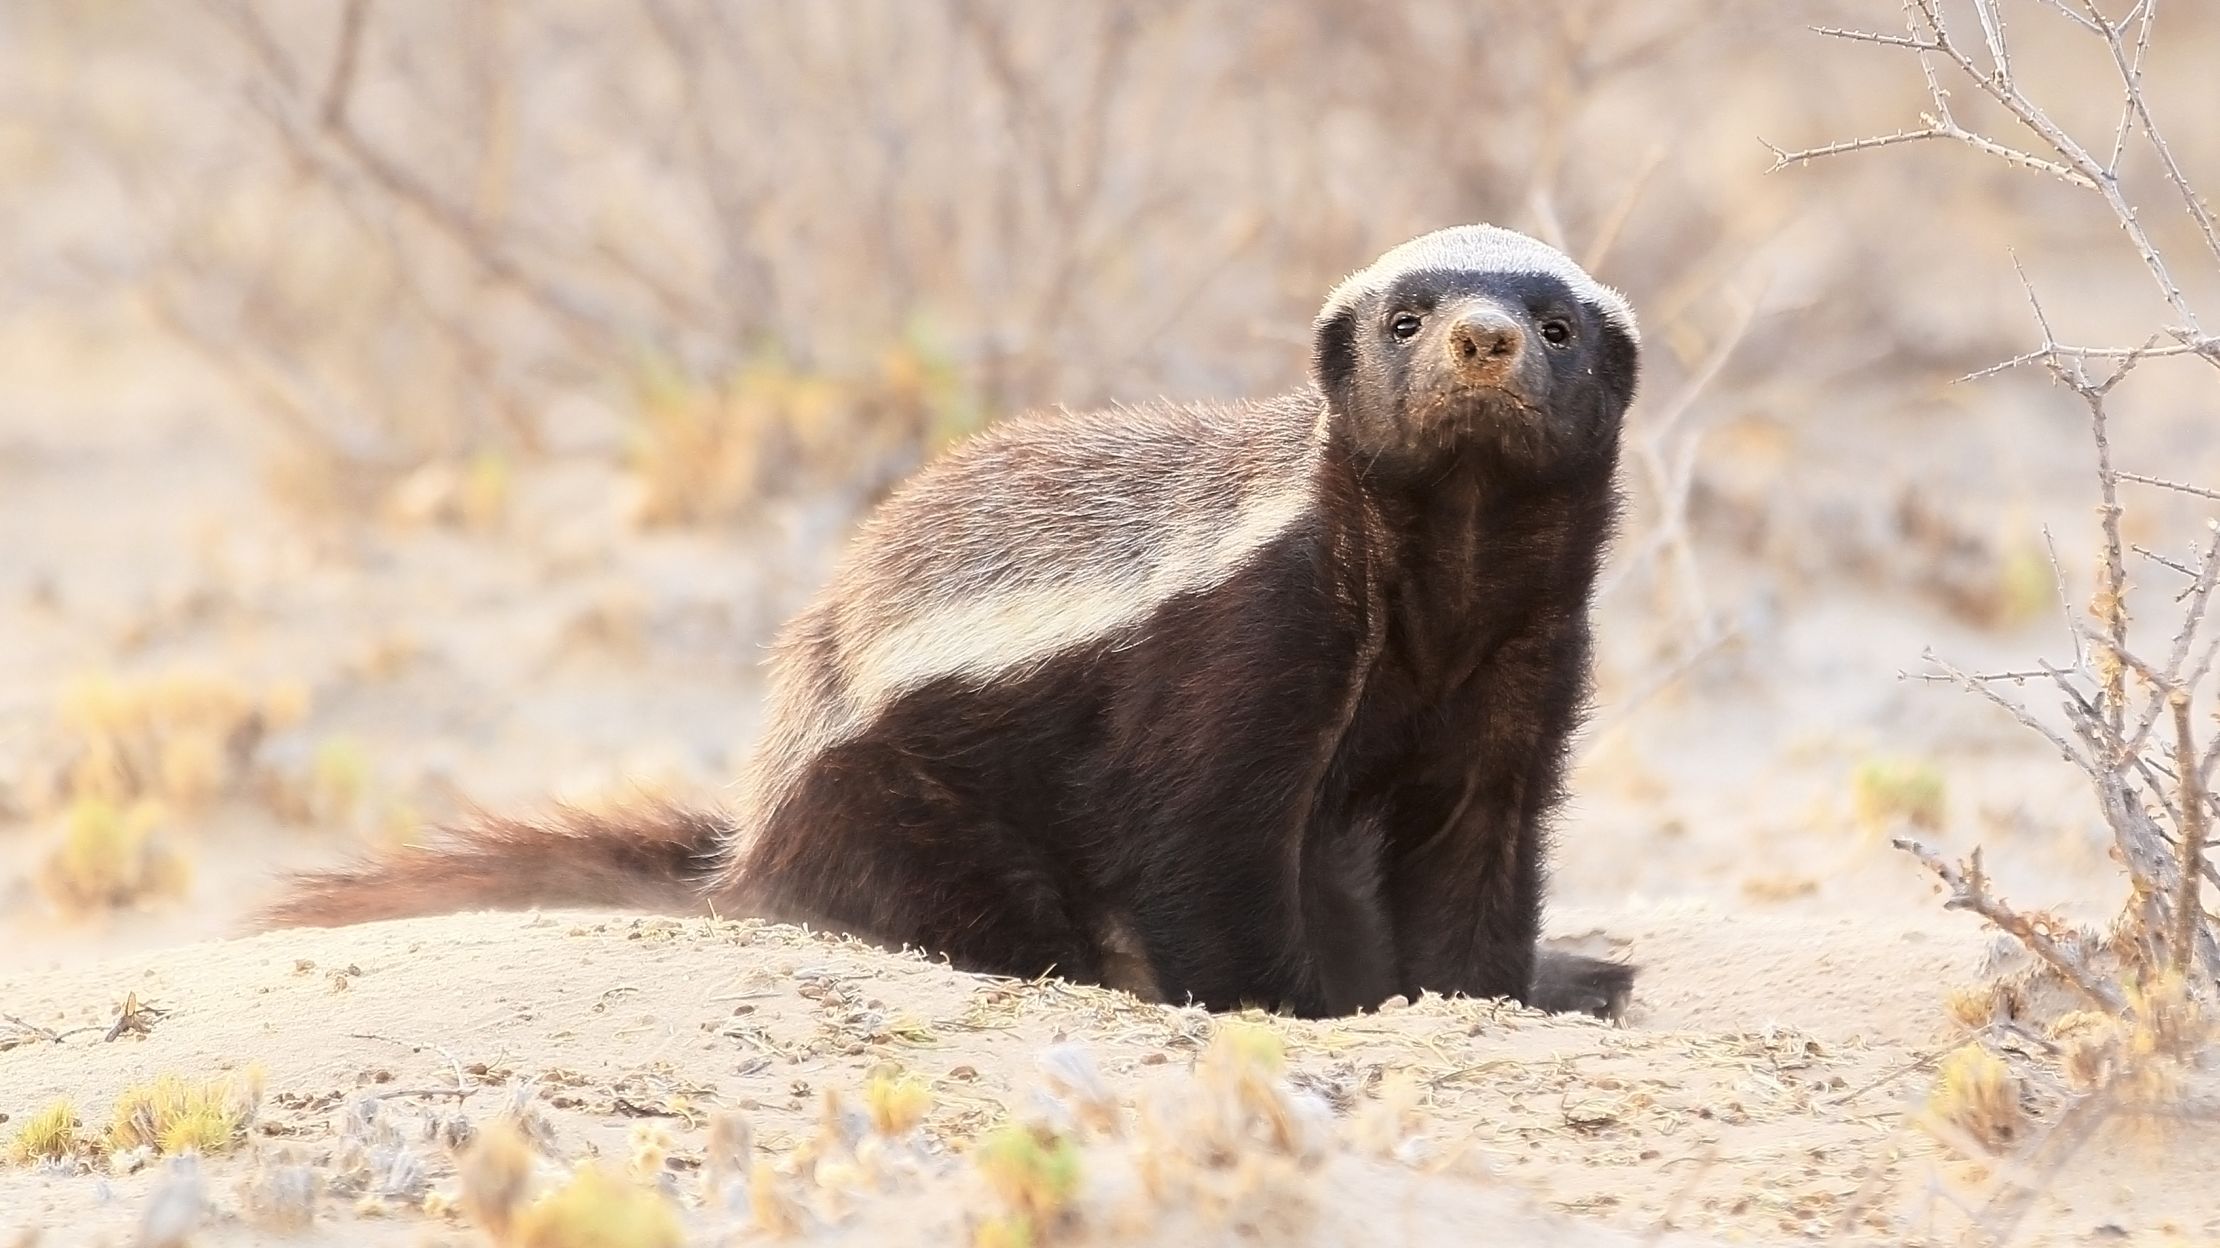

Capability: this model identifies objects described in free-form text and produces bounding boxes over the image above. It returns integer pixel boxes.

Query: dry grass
[511,1166,686,1248]
[623,342,976,528]
[106,1067,264,1159]
[1925,1044,2024,1153]
[4,1070,261,1172]
[25,668,381,912]
[971,1125,1083,1244]
[454,1119,539,1239]
[1851,756,1949,835]
[50,670,304,811]
[35,797,189,914]
[4,1100,88,1167]
[865,1072,936,1139]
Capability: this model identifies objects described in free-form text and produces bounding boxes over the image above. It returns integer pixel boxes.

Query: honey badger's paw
[1529,949,1636,1021]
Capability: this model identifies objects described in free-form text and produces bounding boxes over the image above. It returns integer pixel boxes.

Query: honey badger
[265,224,1642,1021]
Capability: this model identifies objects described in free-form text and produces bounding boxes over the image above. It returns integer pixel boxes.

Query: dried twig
[0,1014,83,1052]
[319,0,371,129]
[2172,696,2211,971]
[103,992,170,1043]
[1911,650,2085,770]
[2120,471,2220,503]
[1892,840,2128,1015]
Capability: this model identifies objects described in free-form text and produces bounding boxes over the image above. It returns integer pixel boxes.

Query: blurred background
[2,0,2215,967]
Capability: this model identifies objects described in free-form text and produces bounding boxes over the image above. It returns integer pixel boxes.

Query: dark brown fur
[263,226,1640,1022]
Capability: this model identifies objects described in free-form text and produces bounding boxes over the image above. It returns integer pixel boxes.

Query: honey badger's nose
[1447,306,1526,381]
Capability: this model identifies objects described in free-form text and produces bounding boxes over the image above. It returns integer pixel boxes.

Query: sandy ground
[0,905,1987,1246]
[4,900,2212,1246]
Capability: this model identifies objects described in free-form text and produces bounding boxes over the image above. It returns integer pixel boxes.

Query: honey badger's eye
[1389,313,1423,341]
[1539,319,1573,347]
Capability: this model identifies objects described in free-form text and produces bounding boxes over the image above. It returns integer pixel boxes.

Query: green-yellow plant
[107,1068,262,1158]
[865,1070,933,1137]
[513,1165,685,1248]
[308,735,371,824]
[625,335,979,528]
[37,796,189,913]
[975,1123,1082,1226]
[54,669,306,809]
[7,1099,89,1164]
[1851,756,1947,833]
[1926,1044,2021,1152]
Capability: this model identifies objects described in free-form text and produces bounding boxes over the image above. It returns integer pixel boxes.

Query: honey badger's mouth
[1412,383,1572,469]
[1416,377,1548,432]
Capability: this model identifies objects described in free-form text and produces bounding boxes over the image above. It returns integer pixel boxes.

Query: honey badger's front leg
[1381,777,1628,1020]
[1378,636,1633,1021]
[1380,767,1545,1008]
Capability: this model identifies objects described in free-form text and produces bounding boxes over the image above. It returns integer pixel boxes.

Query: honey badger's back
[709,391,1353,1002]
[720,394,1329,862]
[260,394,1338,956]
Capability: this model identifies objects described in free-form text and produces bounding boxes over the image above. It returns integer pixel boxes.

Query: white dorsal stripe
[842,481,1316,711]
[1319,224,1639,343]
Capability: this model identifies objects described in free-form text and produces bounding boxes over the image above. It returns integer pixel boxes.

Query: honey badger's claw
[1530,951,1638,1022]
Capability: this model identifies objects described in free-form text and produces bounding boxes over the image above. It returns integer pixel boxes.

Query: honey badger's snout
[1445,301,1532,390]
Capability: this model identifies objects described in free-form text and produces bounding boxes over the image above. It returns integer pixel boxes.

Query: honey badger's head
[1311,225,1640,482]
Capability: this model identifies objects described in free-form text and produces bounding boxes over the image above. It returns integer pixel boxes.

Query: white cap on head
[1319,225,1639,344]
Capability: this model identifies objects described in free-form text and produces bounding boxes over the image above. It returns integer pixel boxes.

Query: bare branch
[2047,303,2133,751]
[1898,0,2211,342]
[2103,0,2151,174]
[2133,542,2202,586]
[1580,143,1665,276]
[2118,524,2220,759]
[1947,126,2101,187]
[2030,0,2104,33]
[1762,125,2095,188]
[1584,627,1737,751]
[1809,26,1940,50]
[1904,0,1957,126]
[2172,696,2210,973]
[2045,526,2087,670]
[1826,0,2220,1023]
[1970,0,2012,84]
[320,0,371,130]
[1763,128,1947,171]
[1957,337,2209,382]
[2093,0,2220,267]
[1913,650,2088,772]
[2119,472,2220,503]
[1910,668,2054,684]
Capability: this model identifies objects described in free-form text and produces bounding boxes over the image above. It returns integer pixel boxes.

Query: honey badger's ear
[1593,316,1642,415]
[1310,304,1359,414]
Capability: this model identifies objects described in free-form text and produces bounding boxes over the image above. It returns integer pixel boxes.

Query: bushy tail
[256,801,733,930]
